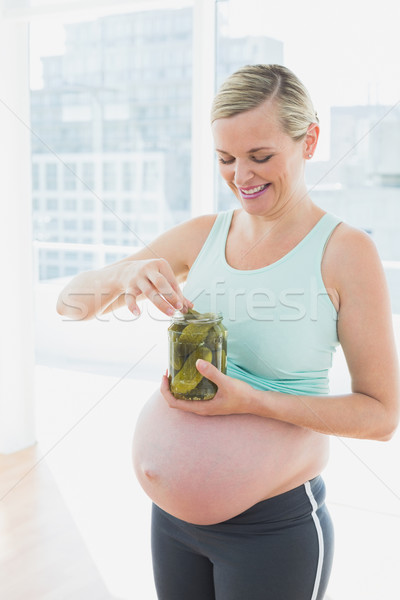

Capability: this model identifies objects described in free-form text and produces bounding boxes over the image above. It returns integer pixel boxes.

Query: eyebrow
[216,147,275,154]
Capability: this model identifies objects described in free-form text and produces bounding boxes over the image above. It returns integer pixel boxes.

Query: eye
[251,155,273,163]
[218,156,235,165]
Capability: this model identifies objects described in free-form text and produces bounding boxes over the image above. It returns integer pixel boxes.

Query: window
[82,220,94,231]
[102,162,117,191]
[45,163,58,190]
[63,219,77,231]
[82,163,95,189]
[105,252,124,263]
[32,163,40,190]
[30,4,194,282]
[103,199,116,211]
[46,198,58,210]
[64,198,77,211]
[143,160,160,192]
[82,198,95,211]
[65,251,79,261]
[122,162,137,191]
[63,163,77,190]
[122,198,137,213]
[103,220,117,232]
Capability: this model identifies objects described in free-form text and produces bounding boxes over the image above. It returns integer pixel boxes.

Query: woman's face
[212,100,317,218]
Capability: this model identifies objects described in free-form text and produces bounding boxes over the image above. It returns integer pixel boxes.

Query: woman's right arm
[56,214,215,321]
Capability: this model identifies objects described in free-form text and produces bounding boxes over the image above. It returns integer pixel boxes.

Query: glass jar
[168,310,227,401]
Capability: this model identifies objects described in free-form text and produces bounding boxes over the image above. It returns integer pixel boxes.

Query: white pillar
[191,0,216,216]
[0,11,36,453]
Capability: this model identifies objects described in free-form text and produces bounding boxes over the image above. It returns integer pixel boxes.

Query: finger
[196,359,225,385]
[160,375,185,409]
[156,261,195,313]
[180,297,195,313]
[136,277,176,316]
[147,270,184,311]
[124,288,140,316]
[160,373,171,394]
[156,261,187,308]
[160,376,207,414]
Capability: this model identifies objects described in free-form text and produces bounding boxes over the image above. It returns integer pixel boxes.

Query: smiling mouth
[239,183,270,198]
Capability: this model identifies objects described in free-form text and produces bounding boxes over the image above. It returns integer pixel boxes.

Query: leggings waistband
[158,475,326,532]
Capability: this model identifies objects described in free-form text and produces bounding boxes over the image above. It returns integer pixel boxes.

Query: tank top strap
[210,208,233,253]
[300,212,343,267]
[189,209,234,274]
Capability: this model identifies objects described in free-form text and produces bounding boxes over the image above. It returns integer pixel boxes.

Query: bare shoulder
[326,221,379,263]
[114,213,218,283]
[141,212,218,279]
[176,213,218,251]
[169,213,218,270]
[322,221,384,309]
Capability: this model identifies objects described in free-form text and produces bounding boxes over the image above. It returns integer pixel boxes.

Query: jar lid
[171,310,223,324]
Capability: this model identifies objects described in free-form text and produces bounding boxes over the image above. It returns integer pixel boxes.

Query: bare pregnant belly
[132,390,329,525]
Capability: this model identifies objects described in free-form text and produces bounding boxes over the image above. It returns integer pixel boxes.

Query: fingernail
[176,302,183,310]
[132,307,140,316]
[167,307,175,316]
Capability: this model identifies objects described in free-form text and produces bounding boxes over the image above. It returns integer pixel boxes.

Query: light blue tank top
[183,209,343,396]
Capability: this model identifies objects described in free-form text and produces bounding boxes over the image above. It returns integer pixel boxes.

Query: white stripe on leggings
[304,480,324,600]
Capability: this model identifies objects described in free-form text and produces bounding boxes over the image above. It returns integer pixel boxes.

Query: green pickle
[168,309,227,400]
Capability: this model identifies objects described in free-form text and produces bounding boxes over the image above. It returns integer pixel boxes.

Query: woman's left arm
[161,228,400,441]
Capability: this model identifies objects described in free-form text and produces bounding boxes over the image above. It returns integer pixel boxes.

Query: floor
[1,363,400,599]
[0,445,113,600]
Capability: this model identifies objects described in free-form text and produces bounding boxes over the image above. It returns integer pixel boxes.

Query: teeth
[241,184,268,195]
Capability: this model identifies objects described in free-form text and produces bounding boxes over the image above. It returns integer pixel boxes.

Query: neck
[240,195,316,237]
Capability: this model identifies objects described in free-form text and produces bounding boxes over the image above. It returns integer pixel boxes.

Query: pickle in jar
[178,322,214,344]
[170,345,212,396]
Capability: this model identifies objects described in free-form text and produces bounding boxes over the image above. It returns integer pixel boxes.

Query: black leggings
[151,476,334,600]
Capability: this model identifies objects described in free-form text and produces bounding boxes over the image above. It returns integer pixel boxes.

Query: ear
[303,123,320,159]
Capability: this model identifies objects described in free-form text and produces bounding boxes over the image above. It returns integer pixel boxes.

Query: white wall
[0,13,36,453]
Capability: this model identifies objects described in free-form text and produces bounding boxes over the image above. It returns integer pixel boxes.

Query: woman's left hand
[160,359,254,416]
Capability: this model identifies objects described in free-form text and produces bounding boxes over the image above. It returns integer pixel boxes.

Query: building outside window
[32,163,40,190]
[82,162,95,189]
[63,163,77,190]
[45,163,58,189]
[64,198,77,211]
[45,198,58,210]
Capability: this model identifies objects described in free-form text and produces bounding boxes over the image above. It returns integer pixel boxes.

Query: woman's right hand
[120,258,193,317]
[57,214,214,320]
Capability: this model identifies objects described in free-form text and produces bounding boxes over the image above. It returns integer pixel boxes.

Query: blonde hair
[211,64,318,141]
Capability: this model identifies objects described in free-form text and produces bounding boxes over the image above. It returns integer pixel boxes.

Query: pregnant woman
[57,65,399,600]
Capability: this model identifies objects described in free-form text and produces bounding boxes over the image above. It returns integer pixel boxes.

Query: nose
[234,159,255,188]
